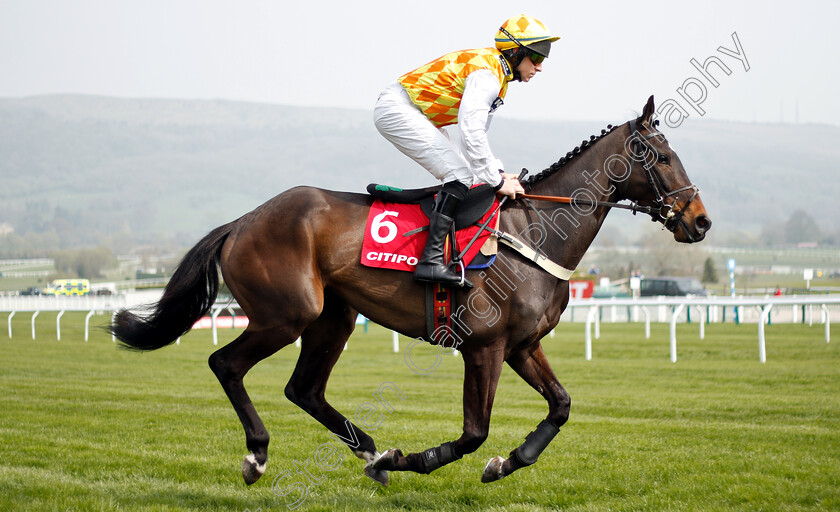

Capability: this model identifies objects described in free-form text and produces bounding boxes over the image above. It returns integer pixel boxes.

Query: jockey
[374,14,560,287]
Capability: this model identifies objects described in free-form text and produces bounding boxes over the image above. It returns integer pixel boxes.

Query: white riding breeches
[373,81,503,188]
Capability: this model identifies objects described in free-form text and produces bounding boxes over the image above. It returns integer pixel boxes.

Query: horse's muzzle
[675,212,711,243]
[694,214,712,239]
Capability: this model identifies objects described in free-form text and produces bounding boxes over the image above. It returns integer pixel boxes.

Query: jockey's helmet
[495,14,560,58]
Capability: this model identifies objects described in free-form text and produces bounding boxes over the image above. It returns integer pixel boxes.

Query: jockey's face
[517,55,542,83]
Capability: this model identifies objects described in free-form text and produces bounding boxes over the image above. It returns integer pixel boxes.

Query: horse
[110,96,711,487]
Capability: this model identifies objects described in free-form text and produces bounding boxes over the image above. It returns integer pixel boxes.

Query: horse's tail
[110,221,235,351]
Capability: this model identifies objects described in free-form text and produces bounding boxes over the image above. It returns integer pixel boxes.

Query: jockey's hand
[497,175,525,199]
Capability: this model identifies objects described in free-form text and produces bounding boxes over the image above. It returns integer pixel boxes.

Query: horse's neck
[516,137,621,272]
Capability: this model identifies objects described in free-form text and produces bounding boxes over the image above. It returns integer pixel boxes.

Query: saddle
[365,183,500,343]
[366,183,497,231]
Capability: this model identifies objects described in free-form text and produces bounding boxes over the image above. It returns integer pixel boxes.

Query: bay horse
[110,96,710,487]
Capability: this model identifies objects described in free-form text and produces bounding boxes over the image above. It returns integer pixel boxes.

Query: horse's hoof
[242,453,266,485]
[371,448,401,471]
[481,456,506,483]
[364,464,390,487]
[362,451,390,486]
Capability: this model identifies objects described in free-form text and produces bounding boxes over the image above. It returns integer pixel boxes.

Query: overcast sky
[1,0,837,126]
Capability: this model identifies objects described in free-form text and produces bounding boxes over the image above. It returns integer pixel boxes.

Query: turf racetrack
[1,312,837,511]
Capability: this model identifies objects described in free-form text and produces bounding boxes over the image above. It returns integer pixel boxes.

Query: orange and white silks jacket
[398,48,514,128]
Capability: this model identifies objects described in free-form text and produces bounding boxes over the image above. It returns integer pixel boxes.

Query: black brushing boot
[414,183,472,288]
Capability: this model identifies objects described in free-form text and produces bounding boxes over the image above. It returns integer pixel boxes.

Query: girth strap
[495,231,575,281]
[425,282,456,342]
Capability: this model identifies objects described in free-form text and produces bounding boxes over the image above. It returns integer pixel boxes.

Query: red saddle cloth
[361,198,499,272]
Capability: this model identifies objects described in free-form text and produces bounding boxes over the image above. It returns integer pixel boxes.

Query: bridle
[625,119,700,235]
[520,119,701,240]
[454,119,705,279]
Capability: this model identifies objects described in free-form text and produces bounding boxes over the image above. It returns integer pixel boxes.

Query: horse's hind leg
[284,290,388,485]
[208,325,300,484]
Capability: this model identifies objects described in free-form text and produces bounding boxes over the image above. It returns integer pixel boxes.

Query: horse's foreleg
[208,327,297,485]
[284,293,388,485]
[373,345,505,477]
[482,342,570,483]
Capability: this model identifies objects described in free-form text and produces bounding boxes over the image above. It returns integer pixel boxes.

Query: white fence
[2,293,836,363]
[0,292,159,341]
[563,295,838,363]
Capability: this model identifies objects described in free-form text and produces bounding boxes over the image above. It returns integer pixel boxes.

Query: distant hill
[1,95,838,252]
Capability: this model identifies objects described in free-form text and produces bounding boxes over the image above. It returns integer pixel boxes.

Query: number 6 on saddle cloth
[362,183,501,341]
[361,183,501,274]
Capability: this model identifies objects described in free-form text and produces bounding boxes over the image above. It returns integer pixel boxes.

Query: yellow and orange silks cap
[494,14,560,57]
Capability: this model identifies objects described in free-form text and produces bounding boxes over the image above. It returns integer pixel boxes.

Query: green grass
[1,313,838,511]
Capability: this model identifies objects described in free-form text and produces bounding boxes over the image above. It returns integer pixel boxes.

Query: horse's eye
[657,153,670,165]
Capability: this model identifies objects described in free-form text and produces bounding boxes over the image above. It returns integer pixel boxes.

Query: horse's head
[619,96,711,243]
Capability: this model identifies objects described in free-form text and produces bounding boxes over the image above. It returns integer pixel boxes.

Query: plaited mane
[523,124,620,189]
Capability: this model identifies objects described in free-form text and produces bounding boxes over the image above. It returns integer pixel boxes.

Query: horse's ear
[641,95,656,121]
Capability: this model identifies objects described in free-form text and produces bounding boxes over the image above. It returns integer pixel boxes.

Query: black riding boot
[414,187,472,288]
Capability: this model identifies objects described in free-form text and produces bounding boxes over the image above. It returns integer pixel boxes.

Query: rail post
[8,311,15,338]
[31,310,40,340]
[84,310,95,341]
[111,311,117,342]
[670,304,686,363]
[758,304,773,363]
[56,310,65,341]
[211,306,224,346]
[821,304,830,343]
[585,306,598,361]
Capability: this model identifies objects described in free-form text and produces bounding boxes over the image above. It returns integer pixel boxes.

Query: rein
[517,192,656,215]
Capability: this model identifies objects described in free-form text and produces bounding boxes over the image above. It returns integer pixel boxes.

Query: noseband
[625,119,700,238]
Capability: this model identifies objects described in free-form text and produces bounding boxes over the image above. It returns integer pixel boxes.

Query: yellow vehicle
[44,279,90,296]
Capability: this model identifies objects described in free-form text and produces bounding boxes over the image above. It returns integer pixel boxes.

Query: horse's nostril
[695,215,712,233]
